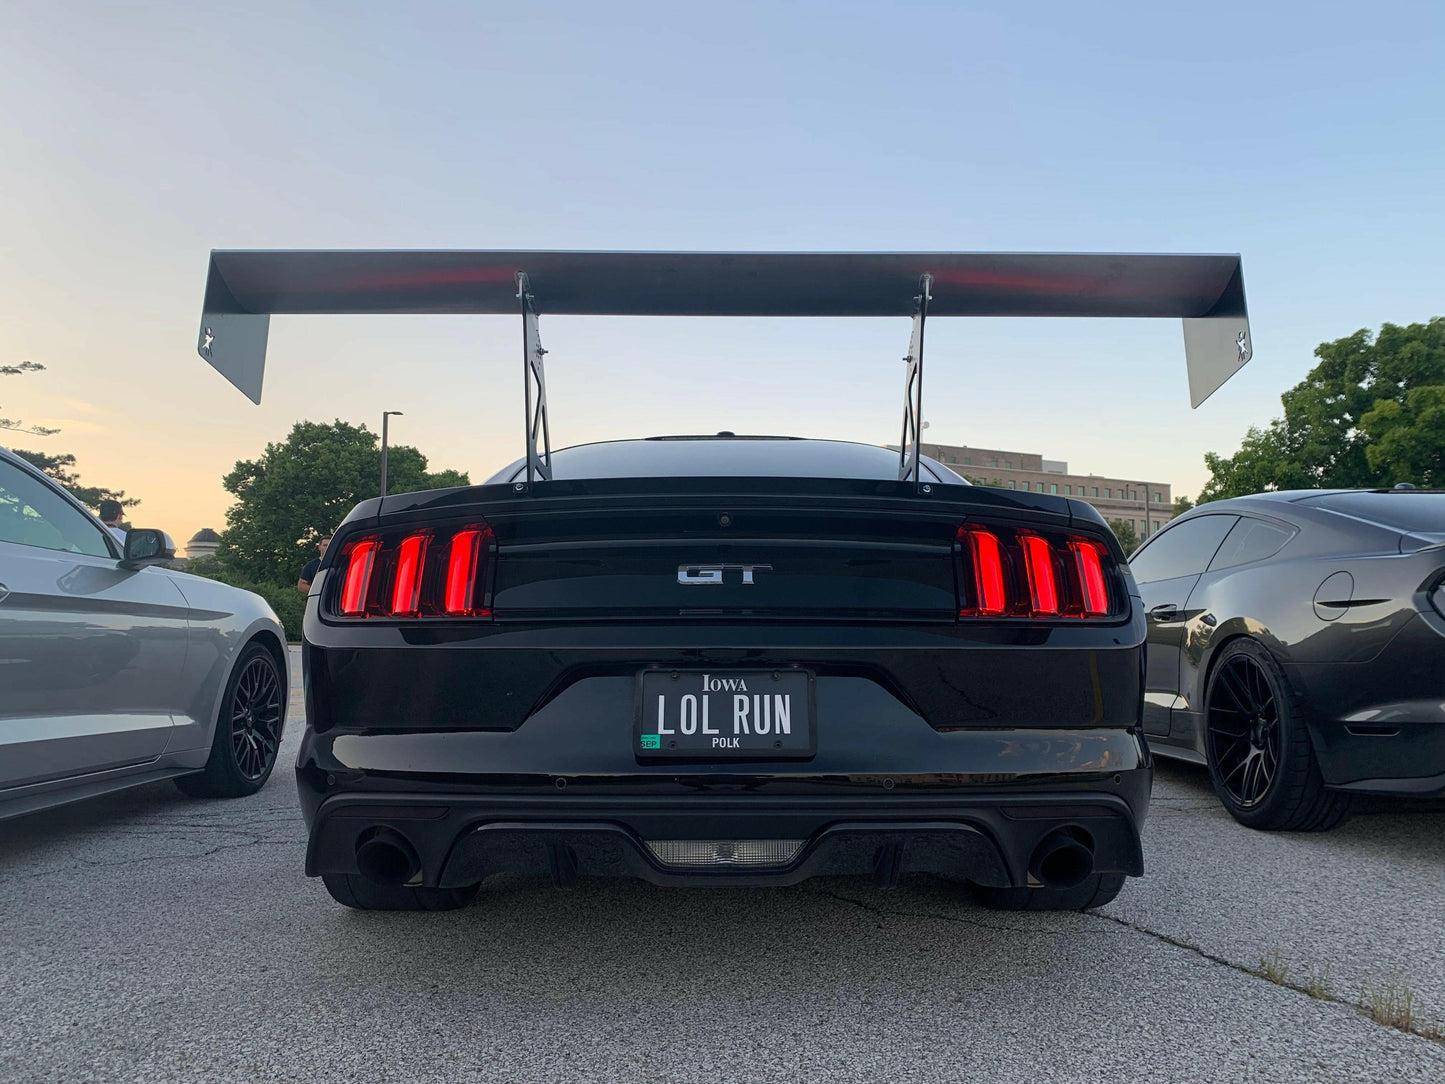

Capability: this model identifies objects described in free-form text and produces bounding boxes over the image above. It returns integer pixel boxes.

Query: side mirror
[121,528,177,569]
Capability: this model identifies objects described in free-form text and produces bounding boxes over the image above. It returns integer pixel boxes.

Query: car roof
[484,436,969,485]
[1172,488,1445,540]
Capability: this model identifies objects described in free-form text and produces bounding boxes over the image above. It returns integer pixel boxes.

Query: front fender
[162,573,289,758]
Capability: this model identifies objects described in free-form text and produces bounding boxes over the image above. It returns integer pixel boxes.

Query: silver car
[0,446,288,820]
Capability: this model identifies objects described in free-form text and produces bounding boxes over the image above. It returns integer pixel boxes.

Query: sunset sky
[3,1,1442,548]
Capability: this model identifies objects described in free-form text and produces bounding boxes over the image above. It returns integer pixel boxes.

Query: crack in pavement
[802,886,1060,936]
[808,884,1445,1047]
[1085,909,1445,1046]
[4,836,298,881]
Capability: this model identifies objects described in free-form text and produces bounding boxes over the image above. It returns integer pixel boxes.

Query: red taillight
[390,533,430,617]
[332,523,492,619]
[1071,540,1110,617]
[339,539,381,616]
[444,527,491,616]
[957,525,1115,620]
[1018,532,1059,616]
[960,528,1008,616]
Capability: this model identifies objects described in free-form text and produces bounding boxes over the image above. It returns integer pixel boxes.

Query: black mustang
[1134,488,1445,829]
[297,436,1147,910]
[194,248,1256,910]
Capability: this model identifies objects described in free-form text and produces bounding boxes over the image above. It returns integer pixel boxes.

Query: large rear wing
[196,250,1251,489]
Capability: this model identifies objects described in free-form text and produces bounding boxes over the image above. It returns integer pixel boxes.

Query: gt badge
[677,563,773,585]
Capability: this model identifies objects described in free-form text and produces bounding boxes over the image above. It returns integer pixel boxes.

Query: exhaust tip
[355,827,421,886]
[1029,829,1094,889]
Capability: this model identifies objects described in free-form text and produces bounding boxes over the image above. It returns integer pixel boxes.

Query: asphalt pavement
[2,647,1443,1083]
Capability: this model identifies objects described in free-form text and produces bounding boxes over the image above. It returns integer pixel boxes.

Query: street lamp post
[380,411,404,497]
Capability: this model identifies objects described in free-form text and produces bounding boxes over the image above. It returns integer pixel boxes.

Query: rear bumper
[302,788,1148,889]
[298,618,1150,889]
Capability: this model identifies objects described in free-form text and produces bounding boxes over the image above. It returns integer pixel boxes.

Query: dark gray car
[0,447,289,820]
[1132,489,1445,829]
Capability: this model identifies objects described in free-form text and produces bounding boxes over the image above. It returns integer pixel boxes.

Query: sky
[2,0,1442,548]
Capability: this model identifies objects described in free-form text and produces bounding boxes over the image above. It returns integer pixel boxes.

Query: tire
[1203,638,1350,831]
[973,872,1126,912]
[174,642,286,799]
[321,873,479,912]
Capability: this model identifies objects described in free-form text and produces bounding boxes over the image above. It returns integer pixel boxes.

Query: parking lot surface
[2,648,1443,1083]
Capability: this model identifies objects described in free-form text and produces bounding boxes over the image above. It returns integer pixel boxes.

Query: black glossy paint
[1135,491,1445,795]
[298,455,1151,890]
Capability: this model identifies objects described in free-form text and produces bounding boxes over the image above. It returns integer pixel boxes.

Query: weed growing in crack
[1257,948,1289,985]
[1306,964,1332,1001]
[1361,973,1415,1033]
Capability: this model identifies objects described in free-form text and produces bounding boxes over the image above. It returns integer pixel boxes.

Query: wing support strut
[517,272,552,484]
[897,273,933,490]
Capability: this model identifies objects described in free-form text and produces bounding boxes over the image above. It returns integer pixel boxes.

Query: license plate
[635,669,815,758]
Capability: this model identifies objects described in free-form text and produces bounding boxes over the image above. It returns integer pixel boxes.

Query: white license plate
[635,670,815,758]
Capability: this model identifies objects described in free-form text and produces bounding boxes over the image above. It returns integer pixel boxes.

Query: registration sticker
[639,734,661,750]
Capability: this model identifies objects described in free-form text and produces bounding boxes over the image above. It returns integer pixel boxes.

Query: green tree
[1360,384,1445,486]
[1201,318,1445,500]
[1106,517,1139,555]
[1172,494,1195,516]
[10,449,139,511]
[1,360,60,437]
[214,419,470,587]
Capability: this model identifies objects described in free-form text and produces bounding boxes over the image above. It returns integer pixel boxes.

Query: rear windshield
[1298,492,1445,534]
[487,439,966,484]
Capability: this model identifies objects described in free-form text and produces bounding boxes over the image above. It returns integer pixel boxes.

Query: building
[186,528,221,561]
[918,442,1175,540]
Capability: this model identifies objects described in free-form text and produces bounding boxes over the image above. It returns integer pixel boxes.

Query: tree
[1200,318,1445,500]
[1106,517,1139,555]
[1172,494,1195,516]
[9,449,138,511]
[1,361,60,437]
[214,419,470,587]
[1360,384,1445,486]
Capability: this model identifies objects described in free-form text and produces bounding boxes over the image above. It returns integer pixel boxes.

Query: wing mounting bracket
[517,272,552,484]
[897,273,933,490]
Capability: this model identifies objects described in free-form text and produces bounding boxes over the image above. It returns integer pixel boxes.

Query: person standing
[98,499,127,544]
[297,533,332,593]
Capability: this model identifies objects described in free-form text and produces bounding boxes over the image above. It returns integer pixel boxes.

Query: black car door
[1129,515,1238,735]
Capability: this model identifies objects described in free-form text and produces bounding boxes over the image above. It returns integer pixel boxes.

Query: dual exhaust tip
[355,827,421,887]
[1029,829,1095,889]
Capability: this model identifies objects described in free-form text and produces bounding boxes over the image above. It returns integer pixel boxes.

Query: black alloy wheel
[1202,638,1349,831]
[175,642,287,799]
[230,653,284,780]
[1206,652,1280,808]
